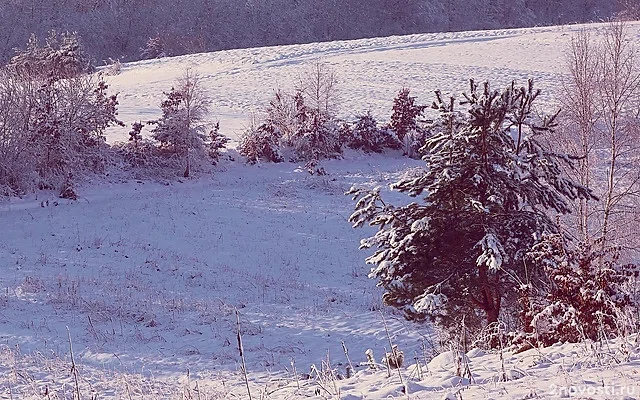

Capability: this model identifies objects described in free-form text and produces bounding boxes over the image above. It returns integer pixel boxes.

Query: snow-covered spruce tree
[389,87,427,158]
[150,69,225,177]
[116,121,154,167]
[208,122,229,164]
[238,122,284,164]
[129,121,144,148]
[522,233,636,346]
[349,79,594,333]
[344,111,401,153]
[291,96,342,162]
[237,90,292,163]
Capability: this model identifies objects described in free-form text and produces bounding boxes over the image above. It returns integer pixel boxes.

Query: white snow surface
[2,22,640,399]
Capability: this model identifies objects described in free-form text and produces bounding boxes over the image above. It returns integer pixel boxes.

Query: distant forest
[0,0,633,64]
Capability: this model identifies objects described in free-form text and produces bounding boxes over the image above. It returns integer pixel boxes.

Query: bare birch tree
[558,29,604,244]
[597,21,640,253]
[297,60,339,120]
[557,20,640,256]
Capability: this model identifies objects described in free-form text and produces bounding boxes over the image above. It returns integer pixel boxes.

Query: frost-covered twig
[341,341,354,378]
[66,327,82,400]
[235,309,253,400]
[291,359,300,390]
[380,312,407,397]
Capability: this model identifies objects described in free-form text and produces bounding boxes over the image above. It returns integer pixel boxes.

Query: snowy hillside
[0,0,627,65]
[2,22,640,399]
[105,24,596,143]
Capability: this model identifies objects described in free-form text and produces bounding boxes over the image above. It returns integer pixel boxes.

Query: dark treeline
[0,0,626,64]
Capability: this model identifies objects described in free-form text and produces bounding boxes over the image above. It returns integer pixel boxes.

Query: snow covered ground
[107,23,616,144]
[2,22,640,399]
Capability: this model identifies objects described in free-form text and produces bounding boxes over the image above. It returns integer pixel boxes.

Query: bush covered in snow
[0,68,122,197]
[239,63,343,164]
[7,30,94,81]
[342,111,401,153]
[519,234,636,347]
[238,122,284,164]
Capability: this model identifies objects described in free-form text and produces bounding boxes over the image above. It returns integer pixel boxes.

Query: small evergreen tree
[129,121,144,144]
[345,111,401,153]
[208,122,229,163]
[290,62,342,161]
[349,79,593,333]
[119,121,149,167]
[521,233,635,346]
[292,102,342,162]
[389,87,427,157]
[150,69,215,177]
[238,122,283,164]
[238,90,296,163]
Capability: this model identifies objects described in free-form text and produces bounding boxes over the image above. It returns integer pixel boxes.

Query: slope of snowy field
[2,22,640,399]
[107,23,634,144]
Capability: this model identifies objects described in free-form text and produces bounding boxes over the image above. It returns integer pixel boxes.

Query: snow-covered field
[107,23,607,144]
[2,22,640,399]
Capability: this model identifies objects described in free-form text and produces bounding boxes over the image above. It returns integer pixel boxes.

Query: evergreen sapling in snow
[208,122,229,163]
[389,87,427,158]
[150,69,226,176]
[521,233,636,346]
[238,122,284,164]
[344,111,401,153]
